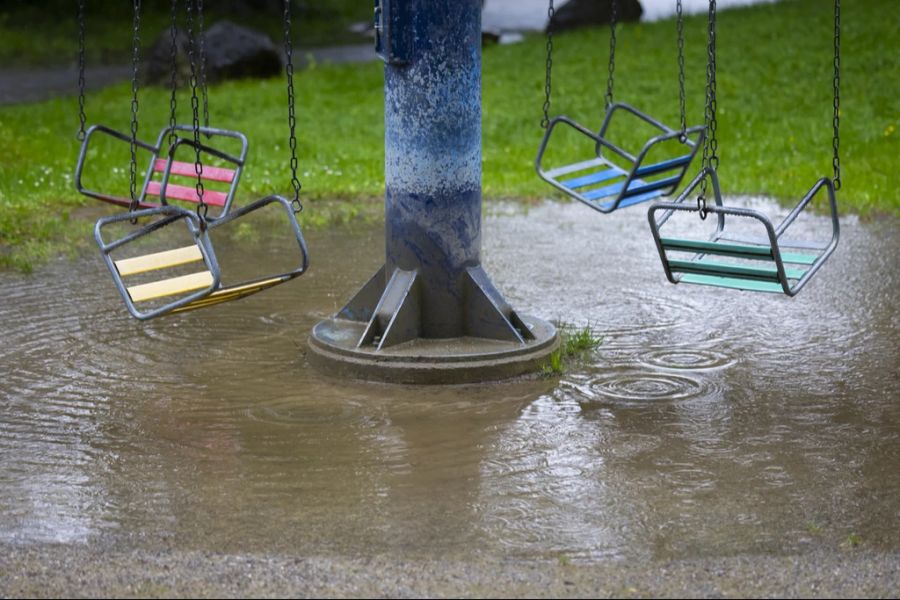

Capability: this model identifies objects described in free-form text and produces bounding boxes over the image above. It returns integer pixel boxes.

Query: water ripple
[639,346,735,371]
[567,369,710,405]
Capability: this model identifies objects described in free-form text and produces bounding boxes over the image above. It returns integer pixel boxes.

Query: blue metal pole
[383,0,483,338]
[308,0,558,382]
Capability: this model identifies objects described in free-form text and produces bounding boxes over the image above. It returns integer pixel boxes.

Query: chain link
[832,0,841,191]
[185,0,207,221]
[676,0,687,140]
[167,0,179,148]
[605,0,618,109]
[76,0,87,141]
[283,0,302,212]
[197,0,210,134]
[698,0,718,220]
[128,0,142,212]
[541,0,555,129]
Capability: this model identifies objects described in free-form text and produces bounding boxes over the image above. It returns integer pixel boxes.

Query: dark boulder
[547,0,643,33]
[144,20,282,86]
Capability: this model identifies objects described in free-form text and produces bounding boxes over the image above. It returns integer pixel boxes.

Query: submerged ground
[0,199,897,596]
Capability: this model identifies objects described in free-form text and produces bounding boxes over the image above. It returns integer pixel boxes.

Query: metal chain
[832,0,841,191]
[283,0,303,212]
[185,0,207,221]
[676,0,687,140]
[128,0,142,212]
[167,0,179,147]
[197,0,210,134]
[605,0,618,109]
[76,0,87,141]
[541,0,555,129]
[698,0,718,219]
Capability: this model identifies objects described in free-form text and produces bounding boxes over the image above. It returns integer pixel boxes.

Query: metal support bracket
[374,0,411,65]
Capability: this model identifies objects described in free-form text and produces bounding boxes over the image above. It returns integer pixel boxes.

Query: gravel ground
[1,545,898,598]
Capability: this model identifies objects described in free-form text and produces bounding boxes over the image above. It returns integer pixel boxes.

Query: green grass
[0,0,897,270]
[542,324,603,377]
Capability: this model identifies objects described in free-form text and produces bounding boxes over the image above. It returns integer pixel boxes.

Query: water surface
[0,198,897,563]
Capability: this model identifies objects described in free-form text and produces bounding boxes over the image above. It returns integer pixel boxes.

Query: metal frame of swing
[95,194,310,320]
[74,124,249,219]
[536,105,705,213]
[535,0,704,213]
[647,167,840,296]
[93,0,310,320]
[647,0,841,297]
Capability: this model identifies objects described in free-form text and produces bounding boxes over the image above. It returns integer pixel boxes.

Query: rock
[482,29,501,47]
[547,0,643,33]
[144,20,282,86]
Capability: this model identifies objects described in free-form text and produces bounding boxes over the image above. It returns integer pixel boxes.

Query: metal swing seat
[95,195,309,320]
[647,0,842,297]
[535,0,704,213]
[536,104,705,213]
[75,124,248,219]
[647,168,839,296]
[87,0,310,320]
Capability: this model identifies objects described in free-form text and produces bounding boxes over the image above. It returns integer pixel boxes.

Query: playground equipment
[308,0,558,383]
[74,0,247,219]
[647,0,840,295]
[85,0,308,319]
[535,0,704,213]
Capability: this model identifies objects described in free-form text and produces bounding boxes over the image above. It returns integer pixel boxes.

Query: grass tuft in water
[542,323,603,377]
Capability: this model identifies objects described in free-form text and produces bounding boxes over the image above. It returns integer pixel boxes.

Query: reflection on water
[0,198,897,561]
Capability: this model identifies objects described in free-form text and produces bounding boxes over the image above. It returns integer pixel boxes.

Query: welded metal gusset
[338,266,535,351]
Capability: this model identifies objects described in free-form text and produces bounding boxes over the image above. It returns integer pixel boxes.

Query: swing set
[535,0,840,296]
[76,0,308,320]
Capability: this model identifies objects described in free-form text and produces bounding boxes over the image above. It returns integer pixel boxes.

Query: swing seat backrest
[74,124,249,218]
[145,158,234,207]
[146,127,248,216]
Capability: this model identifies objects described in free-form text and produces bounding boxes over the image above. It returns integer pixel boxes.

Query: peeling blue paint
[384,0,483,338]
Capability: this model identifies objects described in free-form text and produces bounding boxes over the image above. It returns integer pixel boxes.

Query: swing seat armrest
[600,102,674,136]
[774,177,840,245]
[632,125,706,168]
[209,194,310,278]
[164,136,245,167]
[75,124,158,199]
[156,125,249,163]
[535,116,602,176]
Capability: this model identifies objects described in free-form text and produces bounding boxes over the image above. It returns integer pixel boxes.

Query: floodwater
[0,198,897,564]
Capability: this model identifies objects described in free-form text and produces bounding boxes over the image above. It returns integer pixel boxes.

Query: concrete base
[308,315,559,385]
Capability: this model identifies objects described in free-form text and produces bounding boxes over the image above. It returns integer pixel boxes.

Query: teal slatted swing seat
[649,169,839,296]
[648,0,841,297]
[535,0,704,214]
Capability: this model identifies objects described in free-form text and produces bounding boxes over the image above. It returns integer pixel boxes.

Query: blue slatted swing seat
[537,107,705,213]
[534,0,704,214]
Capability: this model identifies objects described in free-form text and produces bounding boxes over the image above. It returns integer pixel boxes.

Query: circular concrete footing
[308,316,559,384]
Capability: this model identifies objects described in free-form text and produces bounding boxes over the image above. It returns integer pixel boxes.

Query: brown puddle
[0,198,897,563]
